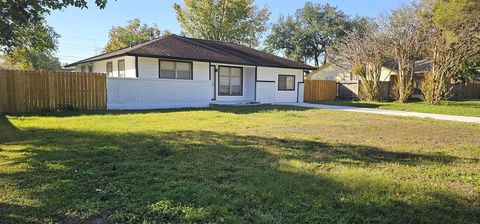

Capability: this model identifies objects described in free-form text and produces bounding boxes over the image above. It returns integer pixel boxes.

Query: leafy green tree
[265,2,351,67]
[0,0,108,52]
[453,56,480,83]
[433,0,480,39]
[3,22,62,70]
[265,16,307,62]
[173,0,270,47]
[103,18,170,52]
[4,49,62,71]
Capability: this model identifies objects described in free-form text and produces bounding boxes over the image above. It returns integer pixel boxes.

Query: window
[159,60,192,79]
[118,59,125,77]
[413,81,422,95]
[219,66,242,96]
[106,62,113,77]
[325,76,335,81]
[88,64,93,73]
[80,66,86,72]
[278,75,295,91]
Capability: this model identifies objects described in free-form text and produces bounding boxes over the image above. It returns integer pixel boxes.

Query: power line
[59,43,100,48]
[60,35,108,41]
[57,55,87,59]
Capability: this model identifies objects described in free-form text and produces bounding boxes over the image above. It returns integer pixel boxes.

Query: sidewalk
[278,103,480,124]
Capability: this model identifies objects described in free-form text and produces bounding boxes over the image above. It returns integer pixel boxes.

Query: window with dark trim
[80,66,86,72]
[278,75,295,91]
[218,66,243,96]
[88,64,93,73]
[106,62,113,77]
[159,60,192,80]
[118,59,125,77]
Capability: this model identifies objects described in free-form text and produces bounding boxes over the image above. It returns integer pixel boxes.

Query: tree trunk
[314,57,319,67]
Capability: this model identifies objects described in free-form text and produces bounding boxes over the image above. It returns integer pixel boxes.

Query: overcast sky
[46,0,411,64]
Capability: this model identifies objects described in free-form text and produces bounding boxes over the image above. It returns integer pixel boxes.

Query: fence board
[304,80,337,102]
[0,69,107,114]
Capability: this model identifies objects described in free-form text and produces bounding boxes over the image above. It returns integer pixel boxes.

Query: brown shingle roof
[383,60,432,74]
[66,34,315,70]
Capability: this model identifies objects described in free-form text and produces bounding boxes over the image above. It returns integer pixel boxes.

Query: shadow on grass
[2,105,312,118]
[0,118,478,223]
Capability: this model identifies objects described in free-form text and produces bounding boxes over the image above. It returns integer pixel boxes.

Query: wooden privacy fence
[0,69,107,114]
[304,80,337,101]
[451,82,480,99]
[337,81,359,98]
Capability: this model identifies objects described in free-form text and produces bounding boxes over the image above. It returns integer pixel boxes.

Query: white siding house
[67,35,315,110]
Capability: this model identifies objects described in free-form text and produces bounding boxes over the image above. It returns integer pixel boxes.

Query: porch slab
[209,101,260,106]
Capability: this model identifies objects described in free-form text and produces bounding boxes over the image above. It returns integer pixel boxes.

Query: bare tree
[419,0,480,104]
[331,21,387,101]
[380,4,424,102]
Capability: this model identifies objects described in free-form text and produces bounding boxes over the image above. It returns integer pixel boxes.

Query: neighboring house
[66,34,315,109]
[382,60,431,98]
[305,62,394,82]
[307,60,432,99]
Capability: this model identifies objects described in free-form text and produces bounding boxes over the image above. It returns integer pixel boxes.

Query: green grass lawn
[312,100,480,117]
[1,105,479,223]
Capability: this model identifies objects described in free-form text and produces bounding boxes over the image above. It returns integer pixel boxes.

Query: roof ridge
[174,35,257,64]
[180,35,248,47]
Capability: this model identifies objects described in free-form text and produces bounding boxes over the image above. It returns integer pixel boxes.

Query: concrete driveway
[278,102,480,124]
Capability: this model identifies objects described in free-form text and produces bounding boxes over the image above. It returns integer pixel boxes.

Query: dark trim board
[256,80,275,83]
[135,56,139,77]
[213,65,217,100]
[65,52,315,70]
[130,54,315,70]
[254,66,257,102]
[209,62,211,80]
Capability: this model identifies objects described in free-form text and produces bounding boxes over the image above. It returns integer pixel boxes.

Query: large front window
[219,66,242,96]
[159,60,192,80]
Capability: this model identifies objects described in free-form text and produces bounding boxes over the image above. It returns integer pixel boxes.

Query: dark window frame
[278,74,296,91]
[80,65,86,73]
[106,62,113,77]
[88,64,93,73]
[218,65,243,96]
[158,59,193,80]
[118,59,125,77]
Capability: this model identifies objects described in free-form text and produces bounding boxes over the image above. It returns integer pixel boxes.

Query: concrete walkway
[278,102,480,124]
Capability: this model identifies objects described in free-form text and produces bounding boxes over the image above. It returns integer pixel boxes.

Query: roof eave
[64,53,315,71]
